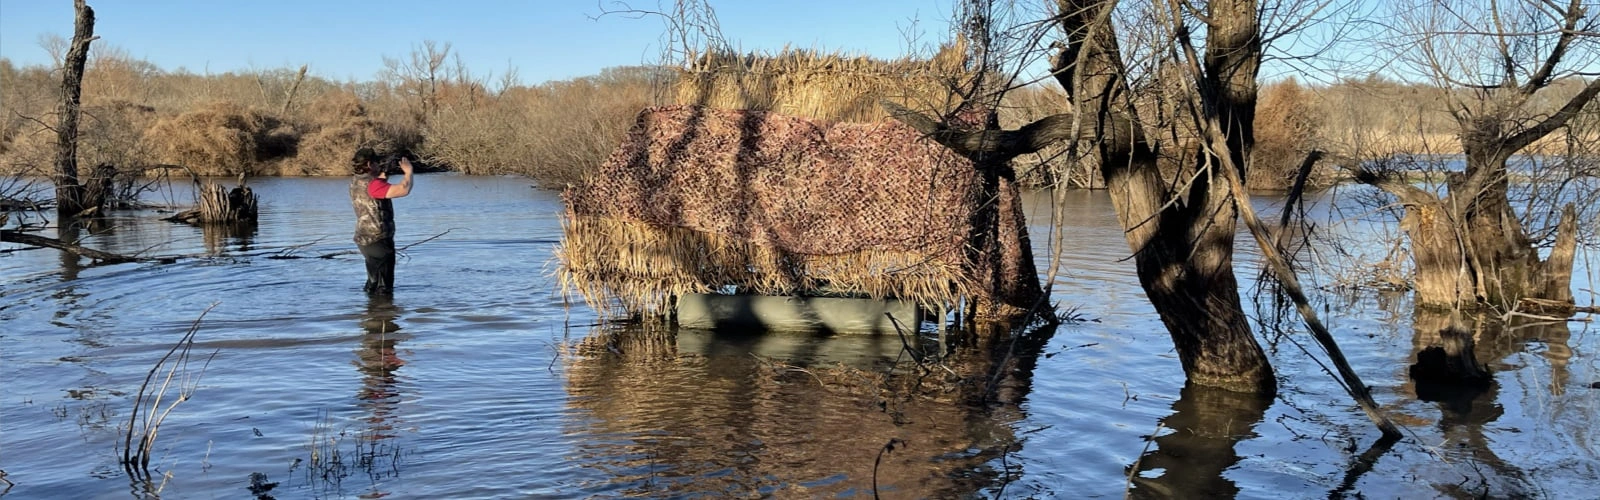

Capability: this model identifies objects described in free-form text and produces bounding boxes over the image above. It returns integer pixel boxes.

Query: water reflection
[200,221,257,255]
[342,294,410,498]
[357,295,406,436]
[54,219,111,281]
[1403,308,1578,496]
[1125,385,1270,499]
[562,322,1056,497]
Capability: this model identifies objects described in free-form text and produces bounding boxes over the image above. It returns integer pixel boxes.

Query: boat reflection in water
[561,320,1056,498]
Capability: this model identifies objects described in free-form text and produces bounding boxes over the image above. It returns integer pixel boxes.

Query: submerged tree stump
[165,175,257,224]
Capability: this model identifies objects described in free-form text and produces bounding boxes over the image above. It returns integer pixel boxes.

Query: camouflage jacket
[350,175,395,245]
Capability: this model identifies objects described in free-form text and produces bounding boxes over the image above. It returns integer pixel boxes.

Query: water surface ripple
[2,175,1595,498]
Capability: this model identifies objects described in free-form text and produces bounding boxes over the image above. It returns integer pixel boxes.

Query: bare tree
[1357,0,1598,313]
[53,0,101,218]
[884,0,1295,392]
[381,40,453,125]
[883,0,1405,423]
[1054,0,1274,392]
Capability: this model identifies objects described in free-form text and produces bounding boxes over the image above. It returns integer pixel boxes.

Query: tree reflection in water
[562,321,1058,498]
[1125,384,1270,499]
[1400,308,1578,497]
[199,220,257,256]
[1129,294,1588,498]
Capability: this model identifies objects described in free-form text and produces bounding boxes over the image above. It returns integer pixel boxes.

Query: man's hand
[384,157,415,199]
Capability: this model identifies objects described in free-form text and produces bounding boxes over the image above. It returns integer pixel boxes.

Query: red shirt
[367,177,392,199]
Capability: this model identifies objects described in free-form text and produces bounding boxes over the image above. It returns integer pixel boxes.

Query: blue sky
[0,0,954,84]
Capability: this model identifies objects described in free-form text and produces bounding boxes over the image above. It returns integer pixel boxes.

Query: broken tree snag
[53,0,100,217]
[881,101,1120,160]
[1360,0,1599,311]
[165,175,258,225]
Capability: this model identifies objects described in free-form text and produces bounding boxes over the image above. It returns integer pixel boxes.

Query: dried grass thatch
[557,105,1002,317]
[672,44,970,123]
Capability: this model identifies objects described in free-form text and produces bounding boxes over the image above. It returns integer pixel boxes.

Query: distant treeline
[1,43,1592,190]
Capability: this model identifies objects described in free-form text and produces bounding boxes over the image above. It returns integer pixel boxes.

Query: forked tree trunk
[1421,188,1579,312]
[1370,5,1600,311]
[54,0,98,218]
[890,0,1276,392]
[1373,82,1593,312]
[1054,0,1273,393]
[1449,152,1579,310]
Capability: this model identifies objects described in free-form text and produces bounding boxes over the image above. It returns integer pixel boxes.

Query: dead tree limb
[1204,106,1404,440]
[306,229,456,259]
[1,229,138,264]
[882,101,1139,162]
[280,64,308,115]
[1226,148,1403,439]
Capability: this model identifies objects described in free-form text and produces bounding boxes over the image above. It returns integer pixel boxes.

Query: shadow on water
[562,319,1058,498]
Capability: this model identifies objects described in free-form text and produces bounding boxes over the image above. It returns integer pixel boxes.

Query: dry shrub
[0,120,58,177]
[1,61,58,160]
[83,46,163,105]
[277,91,396,176]
[1252,78,1331,189]
[79,100,163,201]
[0,97,162,187]
[1,61,62,175]
[422,67,663,185]
[141,101,294,176]
[422,100,536,176]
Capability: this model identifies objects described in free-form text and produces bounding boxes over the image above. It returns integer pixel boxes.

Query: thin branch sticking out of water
[282,228,457,260]
[121,303,219,480]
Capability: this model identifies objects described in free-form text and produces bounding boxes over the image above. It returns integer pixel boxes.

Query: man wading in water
[349,147,415,294]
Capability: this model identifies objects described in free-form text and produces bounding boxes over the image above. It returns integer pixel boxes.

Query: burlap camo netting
[557,105,1031,318]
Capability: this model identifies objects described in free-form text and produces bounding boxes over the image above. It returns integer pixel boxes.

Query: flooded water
[2,175,1596,499]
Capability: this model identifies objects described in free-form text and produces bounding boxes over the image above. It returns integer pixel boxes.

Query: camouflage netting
[558,104,1038,317]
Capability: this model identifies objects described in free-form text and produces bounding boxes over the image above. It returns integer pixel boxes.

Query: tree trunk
[53,0,98,218]
[1400,147,1582,311]
[1380,49,1600,311]
[1053,0,1273,393]
[889,0,1276,392]
[970,159,1047,322]
[1400,196,1476,308]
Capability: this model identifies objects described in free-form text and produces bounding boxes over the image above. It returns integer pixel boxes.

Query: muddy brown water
[2,175,1595,498]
